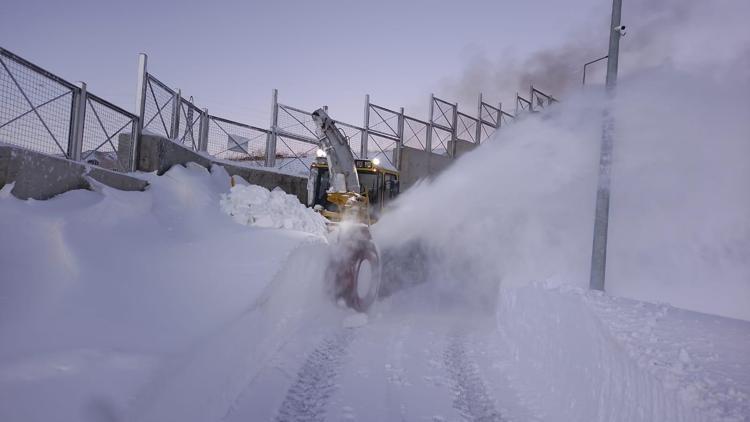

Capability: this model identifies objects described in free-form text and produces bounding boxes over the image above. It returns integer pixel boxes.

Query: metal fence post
[131,53,148,171]
[362,94,370,159]
[529,85,535,113]
[450,102,458,157]
[67,81,87,161]
[395,106,404,170]
[198,108,209,151]
[426,93,434,153]
[265,88,278,167]
[497,102,503,128]
[170,89,181,139]
[476,93,483,143]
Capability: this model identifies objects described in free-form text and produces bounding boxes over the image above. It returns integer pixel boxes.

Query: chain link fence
[0,47,138,171]
[142,75,175,139]
[1,48,557,179]
[0,48,76,158]
[81,93,137,171]
[206,115,268,164]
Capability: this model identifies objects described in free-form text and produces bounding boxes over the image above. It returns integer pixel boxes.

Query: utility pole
[589,0,624,291]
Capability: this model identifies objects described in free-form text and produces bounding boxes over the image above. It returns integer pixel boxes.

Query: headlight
[371,158,380,166]
[316,148,327,158]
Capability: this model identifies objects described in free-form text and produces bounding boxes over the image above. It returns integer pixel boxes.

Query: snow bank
[220,181,327,236]
[0,163,319,422]
[497,283,750,422]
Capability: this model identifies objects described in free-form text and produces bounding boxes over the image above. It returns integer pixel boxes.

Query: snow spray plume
[375,1,750,320]
[441,0,750,106]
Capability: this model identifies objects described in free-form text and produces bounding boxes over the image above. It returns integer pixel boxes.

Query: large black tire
[329,235,381,312]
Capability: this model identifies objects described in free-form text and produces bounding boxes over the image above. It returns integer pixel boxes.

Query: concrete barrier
[398,146,453,190]
[448,139,478,158]
[120,133,309,203]
[0,144,149,200]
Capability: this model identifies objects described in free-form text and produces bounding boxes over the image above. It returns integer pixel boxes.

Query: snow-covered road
[225,308,536,422]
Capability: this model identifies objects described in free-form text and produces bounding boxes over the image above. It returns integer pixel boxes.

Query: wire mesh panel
[274,134,318,175]
[402,116,428,150]
[431,97,455,130]
[480,103,499,127]
[478,122,496,143]
[142,75,175,138]
[500,111,514,127]
[456,112,479,143]
[336,122,364,159]
[276,104,318,143]
[530,87,557,111]
[176,98,201,150]
[515,94,532,116]
[367,104,400,139]
[81,94,136,171]
[367,133,398,168]
[0,48,75,157]
[206,116,267,164]
[430,126,451,155]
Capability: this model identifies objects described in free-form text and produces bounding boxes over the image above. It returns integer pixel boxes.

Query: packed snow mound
[220,183,327,236]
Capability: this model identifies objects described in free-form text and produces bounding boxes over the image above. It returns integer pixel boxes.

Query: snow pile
[220,181,327,236]
[497,283,750,422]
[0,163,321,422]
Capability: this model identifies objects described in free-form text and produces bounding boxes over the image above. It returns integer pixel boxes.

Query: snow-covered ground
[1,2,749,419]
[0,163,325,421]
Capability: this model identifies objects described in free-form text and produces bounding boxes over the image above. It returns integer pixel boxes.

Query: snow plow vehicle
[308,109,400,311]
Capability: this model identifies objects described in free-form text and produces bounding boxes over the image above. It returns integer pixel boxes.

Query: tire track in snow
[444,333,504,422]
[275,330,354,422]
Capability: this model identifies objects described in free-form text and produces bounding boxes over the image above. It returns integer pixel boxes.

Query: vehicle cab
[308,156,399,222]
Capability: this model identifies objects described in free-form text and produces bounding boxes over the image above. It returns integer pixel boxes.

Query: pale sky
[1,0,607,126]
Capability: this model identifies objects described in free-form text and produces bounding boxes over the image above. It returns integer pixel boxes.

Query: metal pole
[266,88,278,167]
[131,53,148,171]
[186,98,195,150]
[426,93,434,153]
[476,93,483,143]
[529,85,535,113]
[497,102,502,129]
[170,89,181,140]
[68,81,87,161]
[362,94,370,159]
[198,108,209,151]
[589,0,623,291]
[396,106,404,170]
[450,102,458,157]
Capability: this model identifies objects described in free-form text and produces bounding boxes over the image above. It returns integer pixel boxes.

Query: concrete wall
[120,133,309,203]
[448,139,478,158]
[398,146,453,190]
[0,144,149,200]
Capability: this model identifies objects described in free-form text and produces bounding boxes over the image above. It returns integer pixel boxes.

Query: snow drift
[497,282,750,422]
[0,163,325,422]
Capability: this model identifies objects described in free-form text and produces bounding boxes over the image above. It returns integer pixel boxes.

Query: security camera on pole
[589,0,624,291]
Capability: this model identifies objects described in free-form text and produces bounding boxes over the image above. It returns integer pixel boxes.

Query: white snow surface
[0,163,323,422]
[498,282,750,422]
[220,177,328,236]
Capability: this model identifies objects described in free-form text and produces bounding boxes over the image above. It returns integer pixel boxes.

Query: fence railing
[1,47,557,178]
[0,47,138,171]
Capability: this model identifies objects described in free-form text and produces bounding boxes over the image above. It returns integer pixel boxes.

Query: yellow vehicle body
[308,158,400,224]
